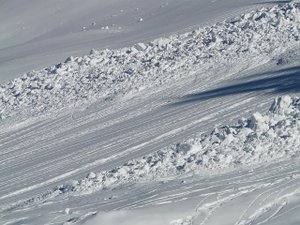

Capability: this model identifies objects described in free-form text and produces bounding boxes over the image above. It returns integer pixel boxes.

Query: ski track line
[0,93,256,198]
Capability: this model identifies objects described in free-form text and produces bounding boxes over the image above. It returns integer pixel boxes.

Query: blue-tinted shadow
[172,66,300,106]
[253,0,292,4]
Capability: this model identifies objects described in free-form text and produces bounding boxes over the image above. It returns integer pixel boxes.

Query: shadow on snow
[250,0,292,5]
[172,65,300,106]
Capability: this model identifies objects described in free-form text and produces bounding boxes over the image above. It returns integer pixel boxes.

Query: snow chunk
[134,42,147,51]
[269,95,293,115]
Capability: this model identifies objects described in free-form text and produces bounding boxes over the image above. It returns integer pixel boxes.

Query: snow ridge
[1,1,300,120]
[67,96,300,194]
[6,95,300,210]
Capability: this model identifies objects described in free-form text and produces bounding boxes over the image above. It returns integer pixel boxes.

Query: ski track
[3,158,300,225]
[0,61,276,203]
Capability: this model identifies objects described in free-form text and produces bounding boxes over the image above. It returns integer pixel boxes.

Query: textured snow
[2,1,300,225]
[0,0,286,82]
[69,96,300,192]
[8,95,300,209]
[1,1,300,121]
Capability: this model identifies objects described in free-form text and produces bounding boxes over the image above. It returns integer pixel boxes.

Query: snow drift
[1,1,300,121]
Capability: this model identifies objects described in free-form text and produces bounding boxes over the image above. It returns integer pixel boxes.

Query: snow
[0,0,290,82]
[1,1,300,225]
[1,1,300,121]
[8,95,300,204]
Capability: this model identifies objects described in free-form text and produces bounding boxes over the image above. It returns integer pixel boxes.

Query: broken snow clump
[0,1,300,121]
[51,95,300,195]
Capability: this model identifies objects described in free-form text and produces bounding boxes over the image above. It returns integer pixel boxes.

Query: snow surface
[7,95,300,201]
[1,1,300,225]
[1,1,300,121]
[0,0,292,82]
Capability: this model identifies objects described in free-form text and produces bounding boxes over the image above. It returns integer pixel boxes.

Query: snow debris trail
[63,96,300,193]
[1,1,300,121]
[6,95,300,210]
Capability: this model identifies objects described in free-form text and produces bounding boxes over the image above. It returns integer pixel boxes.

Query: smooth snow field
[1,0,300,225]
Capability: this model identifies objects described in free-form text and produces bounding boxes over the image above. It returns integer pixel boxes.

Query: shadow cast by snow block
[172,66,300,106]
[251,0,292,5]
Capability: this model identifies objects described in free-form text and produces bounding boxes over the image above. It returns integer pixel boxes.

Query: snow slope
[0,0,291,82]
[6,95,300,201]
[1,0,299,121]
[85,158,300,225]
[1,1,300,225]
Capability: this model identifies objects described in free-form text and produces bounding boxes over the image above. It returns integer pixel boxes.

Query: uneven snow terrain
[1,0,300,225]
[0,0,290,82]
[1,0,300,121]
